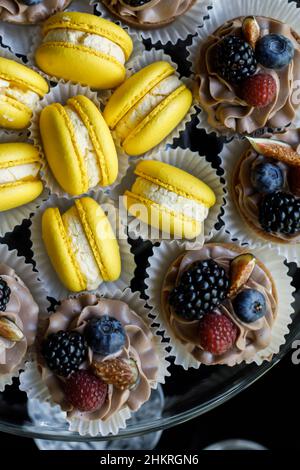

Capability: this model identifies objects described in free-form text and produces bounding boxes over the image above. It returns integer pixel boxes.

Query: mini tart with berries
[162,244,278,366]
[37,294,160,421]
[0,264,39,384]
[100,1,196,30]
[0,1,72,24]
[232,132,300,244]
[196,16,300,134]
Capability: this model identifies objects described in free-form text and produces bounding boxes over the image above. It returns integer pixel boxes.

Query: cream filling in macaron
[0,162,41,185]
[43,29,126,65]
[0,79,40,109]
[64,105,101,188]
[115,75,182,142]
[131,178,209,221]
[62,210,103,290]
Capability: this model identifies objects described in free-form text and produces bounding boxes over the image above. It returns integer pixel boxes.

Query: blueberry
[233,289,266,323]
[84,316,126,356]
[251,162,283,194]
[256,34,294,69]
[20,0,42,5]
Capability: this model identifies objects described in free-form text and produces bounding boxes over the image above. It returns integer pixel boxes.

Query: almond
[247,137,300,167]
[92,358,139,391]
[242,16,260,49]
[229,253,256,298]
[0,317,24,342]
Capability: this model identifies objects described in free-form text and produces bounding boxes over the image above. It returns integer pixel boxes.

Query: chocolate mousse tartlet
[0,1,72,24]
[162,244,278,366]
[100,0,196,29]
[36,294,162,426]
[232,133,300,245]
[0,263,39,390]
[196,16,300,134]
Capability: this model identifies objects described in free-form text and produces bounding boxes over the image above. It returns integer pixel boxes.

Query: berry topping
[122,0,152,5]
[251,162,284,194]
[169,260,230,321]
[229,253,256,298]
[288,166,300,197]
[84,316,126,356]
[259,191,300,234]
[41,331,87,377]
[233,289,266,323]
[93,358,139,391]
[198,313,238,355]
[256,34,294,70]
[0,277,11,312]
[216,36,257,85]
[241,73,277,108]
[64,370,108,412]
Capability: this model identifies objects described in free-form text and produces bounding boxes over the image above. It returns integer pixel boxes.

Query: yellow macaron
[103,61,193,156]
[42,197,121,293]
[0,142,43,211]
[0,57,49,130]
[124,160,216,239]
[40,95,118,196]
[35,12,133,89]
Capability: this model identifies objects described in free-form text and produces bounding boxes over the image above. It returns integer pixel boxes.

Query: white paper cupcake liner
[27,19,145,85]
[20,287,170,436]
[104,48,197,159]
[221,138,300,263]
[0,242,49,391]
[30,192,136,301]
[93,0,212,45]
[110,147,225,246]
[187,0,300,138]
[29,82,129,199]
[0,1,94,57]
[145,230,295,369]
[0,131,49,236]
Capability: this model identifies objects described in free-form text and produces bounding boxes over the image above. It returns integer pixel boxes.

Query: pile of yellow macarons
[0,11,217,294]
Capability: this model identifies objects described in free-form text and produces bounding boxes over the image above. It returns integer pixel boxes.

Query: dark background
[1,0,300,453]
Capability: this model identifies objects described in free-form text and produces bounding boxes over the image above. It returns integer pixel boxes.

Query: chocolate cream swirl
[37,294,160,421]
[162,245,277,366]
[0,0,71,24]
[235,128,300,243]
[104,0,195,26]
[0,264,39,375]
[196,16,300,134]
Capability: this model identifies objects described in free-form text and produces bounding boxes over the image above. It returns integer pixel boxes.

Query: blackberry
[123,0,152,6]
[0,277,11,311]
[216,36,257,85]
[41,330,87,377]
[259,191,300,235]
[169,260,229,321]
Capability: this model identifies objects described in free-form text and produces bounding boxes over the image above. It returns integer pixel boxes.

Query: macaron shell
[103,61,175,129]
[0,57,49,96]
[40,102,89,196]
[0,96,31,129]
[135,160,216,208]
[0,180,43,212]
[0,142,41,168]
[75,197,121,282]
[124,191,201,239]
[67,96,118,186]
[42,12,133,60]
[35,43,126,89]
[122,86,193,156]
[42,207,86,292]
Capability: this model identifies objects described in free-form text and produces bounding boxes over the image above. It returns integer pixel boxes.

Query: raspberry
[241,73,277,108]
[64,370,108,412]
[198,313,238,355]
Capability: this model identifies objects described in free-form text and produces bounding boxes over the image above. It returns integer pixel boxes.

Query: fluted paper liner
[0,131,49,236]
[0,243,49,391]
[222,139,300,263]
[29,82,129,198]
[111,147,225,247]
[145,231,295,369]
[187,0,300,138]
[30,192,136,300]
[93,0,212,45]
[19,288,170,437]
